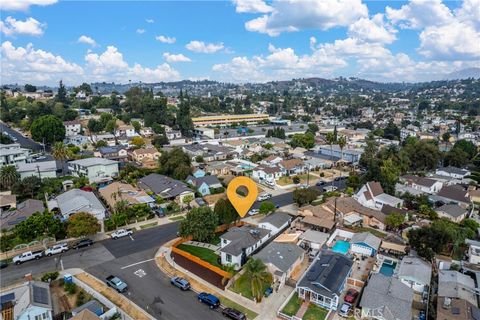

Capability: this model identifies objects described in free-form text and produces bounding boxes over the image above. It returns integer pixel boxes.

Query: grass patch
[220,296,258,320]
[206,233,222,245]
[281,294,302,316]
[169,215,185,221]
[303,304,328,320]
[351,226,387,239]
[229,272,270,301]
[139,222,158,229]
[277,174,311,186]
[177,244,221,267]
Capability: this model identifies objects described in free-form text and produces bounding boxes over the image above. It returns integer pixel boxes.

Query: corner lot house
[360,273,413,320]
[219,226,270,270]
[48,188,106,220]
[138,173,194,204]
[297,251,353,311]
[350,232,381,257]
[397,255,432,293]
[253,242,305,289]
[258,212,291,236]
[354,181,403,210]
[0,281,53,320]
[68,158,119,184]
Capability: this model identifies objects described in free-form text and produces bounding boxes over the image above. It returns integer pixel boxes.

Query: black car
[0,260,8,269]
[72,239,94,249]
[316,181,326,186]
[222,307,246,320]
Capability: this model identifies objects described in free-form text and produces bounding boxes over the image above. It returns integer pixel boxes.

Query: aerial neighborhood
[0,0,480,318]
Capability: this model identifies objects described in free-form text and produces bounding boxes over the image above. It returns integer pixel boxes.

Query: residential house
[0,194,16,213]
[437,271,477,308]
[466,239,480,264]
[70,309,101,320]
[17,161,58,179]
[94,145,128,162]
[397,255,432,293]
[205,161,233,176]
[432,185,471,208]
[192,168,206,178]
[165,129,182,140]
[315,145,363,164]
[297,251,353,311]
[138,173,194,204]
[436,297,480,320]
[130,147,161,168]
[360,273,413,320]
[64,135,90,146]
[64,120,82,136]
[251,165,283,183]
[435,204,469,222]
[469,189,480,204]
[99,182,154,210]
[139,127,154,137]
[0,143,31,166]
[68,158,119,184]
[436,166,471,180]
[90,134,116,147]
[48,188,106,220]
[71,300,103,317]
[298,205,335,233]
[253,242,305,288]
[350,232,381,257]
[298,229,329,251]
[279,159,305,175]
[258,212,292,236]
[0,199,45,231]
[401,175,443,194]
[186,175,223,196]
[354,181,403,210]
[260,155,283,165]
[219,226,270,270]
[115,124,136,138]
[0,281,53,320]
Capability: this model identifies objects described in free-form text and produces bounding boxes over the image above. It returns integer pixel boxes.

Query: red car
[344,289,359,303]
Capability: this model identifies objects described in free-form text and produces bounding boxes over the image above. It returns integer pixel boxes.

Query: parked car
[197,292,220,309]
[45,243,69,256]
[344,288,359,303]
[0,260,8,269]
[154,208,166,217]
[316,181,326,186]
[257,193,272,201]
[72,239,93,250]
[338,302,352,317]
[323,185,338,192]
[106,275,128,293]
[110,228,133,239]
[298,184,309,189]
[222,307,246,320]
[248,209,259,215]
[13,250,43,265]
[170,276,190,291]
[264,287,273,297]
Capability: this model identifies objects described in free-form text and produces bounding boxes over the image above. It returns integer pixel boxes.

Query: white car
[248,209,259,215]
[257,193,272,201]
[111,229,133,239]
[45,243,69,256]
[323,185,338,192]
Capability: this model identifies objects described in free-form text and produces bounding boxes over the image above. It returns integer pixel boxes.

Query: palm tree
[337,135,347,178]
[0,165,20,190]
[243,258,272,302]
[52,142,71,176]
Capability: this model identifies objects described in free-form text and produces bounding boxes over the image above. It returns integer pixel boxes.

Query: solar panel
[0,293,15,305]
[451,307,460,315]
[32,286,49,305]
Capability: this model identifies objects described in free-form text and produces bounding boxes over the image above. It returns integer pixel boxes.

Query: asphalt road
[0,122,44,151]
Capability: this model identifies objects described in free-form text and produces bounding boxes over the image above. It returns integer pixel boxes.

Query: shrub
[64,282,77,295]
[41,271,59,282]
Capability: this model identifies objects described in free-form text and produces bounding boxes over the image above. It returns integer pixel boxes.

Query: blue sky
[1,0,478,85]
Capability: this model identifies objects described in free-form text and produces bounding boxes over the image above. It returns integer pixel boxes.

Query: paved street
[0,122,44,151]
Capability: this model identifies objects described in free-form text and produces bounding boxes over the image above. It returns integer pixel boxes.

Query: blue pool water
[379,259,397,277]
[332,240,350,255]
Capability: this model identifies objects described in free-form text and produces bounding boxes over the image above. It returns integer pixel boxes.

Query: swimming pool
[332,240,350,255]
[379,259,397,277]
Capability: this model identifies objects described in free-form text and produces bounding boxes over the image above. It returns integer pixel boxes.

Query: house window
[35,316,42,320]
[226,254,232,263]
[43,312,49,319]
[222,239,227,245]
[324,297,331,305]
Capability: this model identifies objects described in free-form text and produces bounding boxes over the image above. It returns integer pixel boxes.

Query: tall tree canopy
[30,115,65,144]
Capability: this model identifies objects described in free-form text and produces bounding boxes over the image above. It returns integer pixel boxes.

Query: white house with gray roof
[258,212,291,236]
[436,166,471,180]
[68,158,119,183]
[360,273,413,320]
[138,173,194,204]
[17,161,58,179]
[48,188,106,220]
[397,255,432,293]
[219,226,270,270]
[0,281,53,320]
[435,204,469,222]
[438,270,477,306]
[350,232,381,257]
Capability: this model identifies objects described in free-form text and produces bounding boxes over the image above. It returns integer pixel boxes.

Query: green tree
[87,119,103,133]
[0,165,20,190]
[337,135,347,162]
[383,120,400,140]
[306,123,319,134]
[176,98,193,137]
[158,148,191,180]
[56,80,69,104]
[379,158,400,195]
[444,147,469,167]
[326,132,336,161]
[131,120,141,133]
[214,198,239,225]
[259,201,276,215]
[30,115,66,144]
[24,84,37,92]
[453,139,476,160]
[385,212,404,229]
[14,210,65,242]
[404,140,440,171]
[178,206,219,242]
[346,171,362,191]
[290,132,315,149]
[243,258,272,302]
[131,136,145,148]
[12,176,42,199]
[293,188,320,206]
[66,212,100,238]
[52,142,71,176]
[0,133,13,144]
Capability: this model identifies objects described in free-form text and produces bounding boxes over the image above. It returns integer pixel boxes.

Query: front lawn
[303,304,328,320]
[277,174,311,186]
[176,244,221,267]
[281,294,302,316]
[229,271,270,300]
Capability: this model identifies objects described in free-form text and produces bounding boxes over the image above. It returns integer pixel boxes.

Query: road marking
[121,258,155,269]
[60,259,64,271]
[134,269,146,278]
[129,235,135,241]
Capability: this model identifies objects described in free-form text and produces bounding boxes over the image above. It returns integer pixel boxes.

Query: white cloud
[85,46,180,82]
[77,35,97,47]
[232,0,273,13]
[163,52,191,63]
[243,0,368,36]
[0,17,45,36]
[348,14,397,44]
[186,40,224,53]
[386,0,452,29]
[1,0,57,11]
[155,35,176,44]
[146,19,155,23]
[136,28,145,34]
[1,41,83,84]
[309,37,317,50]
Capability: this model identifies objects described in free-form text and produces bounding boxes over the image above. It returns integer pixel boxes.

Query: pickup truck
[106,275,128,293]
[45,243,69,256]
[13,250,43,265]
[110,229,133,239]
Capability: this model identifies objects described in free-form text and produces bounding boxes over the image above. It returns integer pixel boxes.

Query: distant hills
[443,68,480,80]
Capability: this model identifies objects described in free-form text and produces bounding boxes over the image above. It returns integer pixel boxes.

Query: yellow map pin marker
[227,176,259,218]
